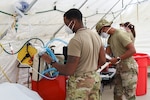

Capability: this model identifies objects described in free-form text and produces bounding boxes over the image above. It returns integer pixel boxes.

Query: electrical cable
[31,65,57,80]
[0,38,67,80]
[91,0,121,29]
[0,37,44,55]
[0,10,14,16]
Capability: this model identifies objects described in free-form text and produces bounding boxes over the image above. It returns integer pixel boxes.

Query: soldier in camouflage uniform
[66,72,101,100]
[96,19,138,100]
[41,9,106,100]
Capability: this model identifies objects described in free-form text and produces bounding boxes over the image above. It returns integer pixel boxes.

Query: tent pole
[91,0,121,29]
[137,3,139,21]
[122,0,124,8]
[113,0,134,20]
[24,0,38,14]
[52,0,88,39]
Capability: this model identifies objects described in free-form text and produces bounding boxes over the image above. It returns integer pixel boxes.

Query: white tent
[0,0,150,54]
[0,0,150,99]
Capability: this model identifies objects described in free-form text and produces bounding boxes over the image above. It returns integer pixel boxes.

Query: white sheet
[0,82,43,100]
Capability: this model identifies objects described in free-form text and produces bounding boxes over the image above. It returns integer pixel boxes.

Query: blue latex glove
[45,47,58,62]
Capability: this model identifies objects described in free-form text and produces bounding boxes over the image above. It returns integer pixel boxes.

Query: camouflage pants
[114,69,138,100]
[66,72,101,100]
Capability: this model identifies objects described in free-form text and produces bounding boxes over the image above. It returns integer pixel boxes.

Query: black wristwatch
[50,61,56,65]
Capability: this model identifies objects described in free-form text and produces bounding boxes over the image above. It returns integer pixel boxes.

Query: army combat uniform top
[66,28,102,100]
[108,29,138,100]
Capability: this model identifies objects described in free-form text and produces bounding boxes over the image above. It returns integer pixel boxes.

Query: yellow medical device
[17,43,37,66]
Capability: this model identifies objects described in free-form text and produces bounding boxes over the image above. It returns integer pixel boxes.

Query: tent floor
[102,66,150,100]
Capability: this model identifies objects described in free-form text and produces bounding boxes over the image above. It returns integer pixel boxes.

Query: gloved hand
[38,47,46,56]
[41,67,59,78]
[45,47,58,62]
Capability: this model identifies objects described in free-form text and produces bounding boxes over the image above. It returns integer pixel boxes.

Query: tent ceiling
[0,0,147,36]
[0,0,150,55]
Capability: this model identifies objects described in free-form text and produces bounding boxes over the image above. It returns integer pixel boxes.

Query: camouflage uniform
[95,18,138,100]
[107,28,138,100]
[66,71,101,100]
[114,58,138,100]
[66,27,103,100]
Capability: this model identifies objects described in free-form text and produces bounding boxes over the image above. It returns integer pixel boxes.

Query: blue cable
[45,47,58,62]
[41,47,59,78]
[41,38,68,79]
[45,38,68,47]
[41,67,59,78]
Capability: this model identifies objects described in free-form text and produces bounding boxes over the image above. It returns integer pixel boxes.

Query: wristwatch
[116,57,121,64]
[50,60,56,65]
